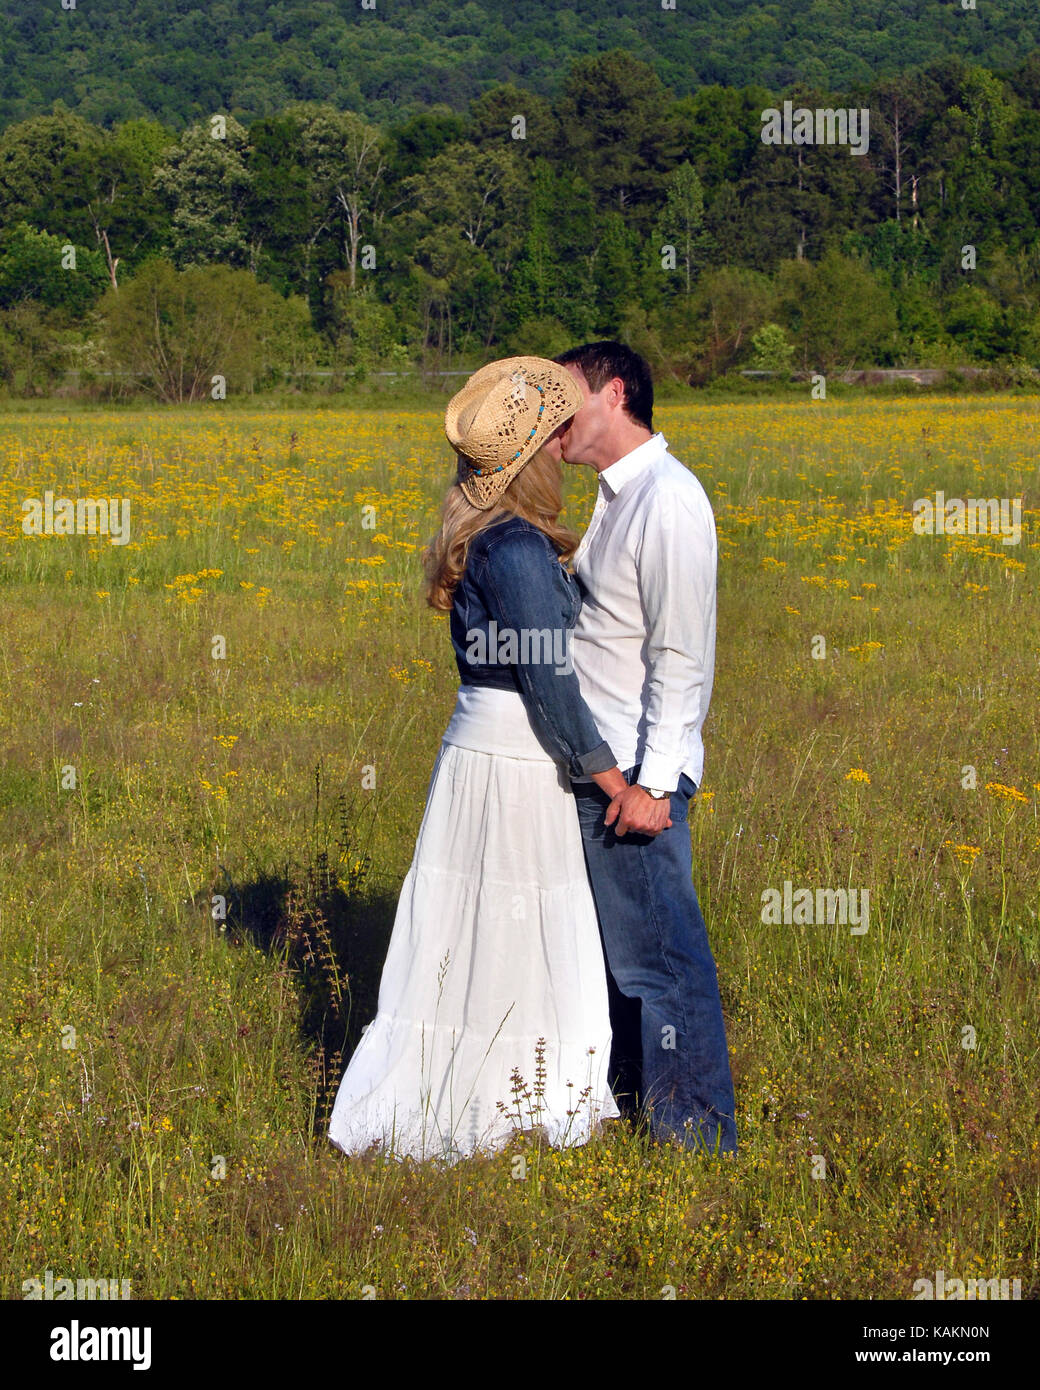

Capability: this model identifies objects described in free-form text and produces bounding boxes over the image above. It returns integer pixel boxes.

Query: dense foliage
[2,0,1037,129]
[3,43,1040,391]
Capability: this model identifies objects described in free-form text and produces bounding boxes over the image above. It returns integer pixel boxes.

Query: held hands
[605,784,672,837]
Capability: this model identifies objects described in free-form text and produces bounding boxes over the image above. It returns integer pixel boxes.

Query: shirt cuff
[636,751,681,793]
[571,739,616,778]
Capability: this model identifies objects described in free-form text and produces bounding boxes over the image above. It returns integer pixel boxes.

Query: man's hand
[605,784,672,837]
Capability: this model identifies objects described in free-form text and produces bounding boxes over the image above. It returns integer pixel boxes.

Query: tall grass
[1,397,1037,1298]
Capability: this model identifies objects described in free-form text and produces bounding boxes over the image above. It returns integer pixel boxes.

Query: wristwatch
[640,785,671,799]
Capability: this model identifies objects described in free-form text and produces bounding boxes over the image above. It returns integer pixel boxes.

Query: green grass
[1,397,1038,1299]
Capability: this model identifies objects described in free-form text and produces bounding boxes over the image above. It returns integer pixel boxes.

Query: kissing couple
[329,341,738,1162]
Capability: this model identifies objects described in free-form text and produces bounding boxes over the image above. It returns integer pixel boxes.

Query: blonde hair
[423,448,580,611]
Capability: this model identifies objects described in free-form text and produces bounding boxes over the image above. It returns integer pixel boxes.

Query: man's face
[550,364,617,465]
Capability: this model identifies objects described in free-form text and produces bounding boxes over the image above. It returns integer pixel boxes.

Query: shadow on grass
[201,858,398,1132]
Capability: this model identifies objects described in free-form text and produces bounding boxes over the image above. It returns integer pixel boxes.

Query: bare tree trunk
[101,229,120,291]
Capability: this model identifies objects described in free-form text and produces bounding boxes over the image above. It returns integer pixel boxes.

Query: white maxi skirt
[327,684,619,1162]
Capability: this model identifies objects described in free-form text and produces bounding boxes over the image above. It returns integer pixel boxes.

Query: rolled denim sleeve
[478,530,615,779]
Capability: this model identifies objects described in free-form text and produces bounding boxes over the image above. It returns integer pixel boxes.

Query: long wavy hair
[423,447,580,611]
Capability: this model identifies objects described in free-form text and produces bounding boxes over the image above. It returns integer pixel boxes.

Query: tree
[556,51,681,232]
[152,117,255,269]
[100,259,305,401]
[325,274,398,378]
[0,301,66,396]
[0,112,174,292]
[291,103,389,292]
[869,75,932,226]
[386,107,467,183]
[658,162,707,294]
[592,212,641,335]
[775,250,897,370]
[399,141,527,354]
[942,283,1003,361]
[243,114,312,297]
[0,107,101,238]
[56,119,175,290]
[732,85,879,266]
[750,322,795,375]
[467,84,556,155]
[671,84,772,189]
[0,222,108,315]
[686,265,774,379]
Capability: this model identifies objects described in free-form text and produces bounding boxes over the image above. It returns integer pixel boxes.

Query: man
[543,340,738,1154]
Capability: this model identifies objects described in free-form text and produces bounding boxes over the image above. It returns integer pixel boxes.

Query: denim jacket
[449,515,615,779]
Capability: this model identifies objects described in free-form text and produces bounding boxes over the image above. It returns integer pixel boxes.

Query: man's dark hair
[554,340,654,431]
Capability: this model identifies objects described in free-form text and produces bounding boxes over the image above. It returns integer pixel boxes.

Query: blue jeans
[572,765,738,1153]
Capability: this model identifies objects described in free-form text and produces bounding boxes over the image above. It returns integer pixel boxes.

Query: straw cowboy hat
[444,356,583,510]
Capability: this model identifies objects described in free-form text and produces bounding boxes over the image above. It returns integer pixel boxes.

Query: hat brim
[445,356,583,510]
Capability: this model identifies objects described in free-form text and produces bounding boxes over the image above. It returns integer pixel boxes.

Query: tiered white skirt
[327,685,618,1162]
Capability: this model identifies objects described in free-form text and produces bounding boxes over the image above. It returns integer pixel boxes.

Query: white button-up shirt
[570,432,717,792]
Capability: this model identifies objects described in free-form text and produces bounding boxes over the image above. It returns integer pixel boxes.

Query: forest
[3,0,1038,129]
[3,45,1040,395]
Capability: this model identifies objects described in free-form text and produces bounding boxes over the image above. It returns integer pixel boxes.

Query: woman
[327,357,627,1162]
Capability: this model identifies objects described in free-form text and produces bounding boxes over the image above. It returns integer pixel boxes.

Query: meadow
[1,396,1037,1300]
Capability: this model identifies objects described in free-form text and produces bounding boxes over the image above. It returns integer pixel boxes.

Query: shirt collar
[598,432,667,499]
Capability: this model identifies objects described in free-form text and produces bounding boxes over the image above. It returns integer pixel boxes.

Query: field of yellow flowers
[1,397,1037,1300]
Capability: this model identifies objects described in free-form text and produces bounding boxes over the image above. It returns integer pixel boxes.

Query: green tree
[658,162,707,294]
[326,274,398,378]
[942,283,1003,360]
[244,114,313,297]
[92,119,178,285]
[731,85,879,267]
[152,117,255,269]
[556,51,681,233]
[671,85,772,189]
[399,141,526,355]
[775,250,898,370]
[503,315,572,359]
[685,265,774,380]
[507,165,600,343]
[750,322,795,375]
[0,112,174,291]
[290,103,389,293]
[0,301,66,396]
[592,212,640,335]
[0,107,102,238]
[511,160,557,322]
[869,73,936,227]
[467,84,556,155]
[0,222,108,315]
[385,107,467,183]
[100,259,305,401]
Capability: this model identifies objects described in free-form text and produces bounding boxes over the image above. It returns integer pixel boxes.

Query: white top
[570,432,717,792]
